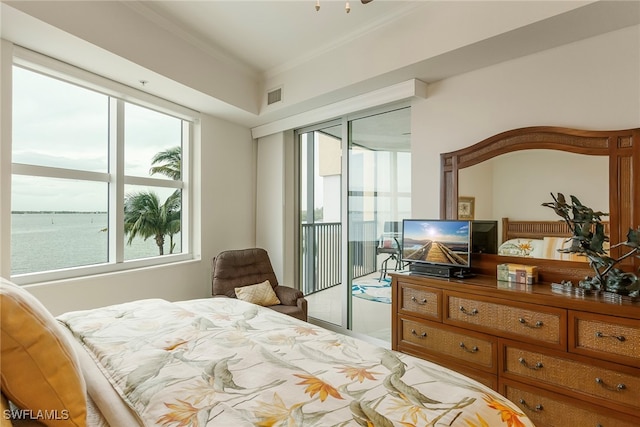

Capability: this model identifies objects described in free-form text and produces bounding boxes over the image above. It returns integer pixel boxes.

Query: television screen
[471,220,498,254]
[402,219,471,268]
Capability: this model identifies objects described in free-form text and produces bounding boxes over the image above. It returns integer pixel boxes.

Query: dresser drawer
[400,317,496,371]
[502,343,640,415]
[503,379,639,427]
[453,363,497,391]
[570,311,640,367]
[397,281,441,320]
[445,291,566,349]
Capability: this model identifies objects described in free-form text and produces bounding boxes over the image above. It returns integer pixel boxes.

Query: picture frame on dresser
[457,196,475,220]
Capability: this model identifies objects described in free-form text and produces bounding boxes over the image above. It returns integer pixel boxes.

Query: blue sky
[404,220,470,243]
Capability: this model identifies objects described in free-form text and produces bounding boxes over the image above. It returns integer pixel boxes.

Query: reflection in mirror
[458,150,608,262]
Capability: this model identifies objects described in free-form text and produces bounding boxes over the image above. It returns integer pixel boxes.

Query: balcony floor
[305,272,394,343]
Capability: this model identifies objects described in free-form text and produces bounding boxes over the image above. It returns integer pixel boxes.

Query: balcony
[301,221,379,295]
[302,221,399,343]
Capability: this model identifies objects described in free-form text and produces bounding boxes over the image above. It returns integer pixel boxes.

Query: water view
[11,212,180,275]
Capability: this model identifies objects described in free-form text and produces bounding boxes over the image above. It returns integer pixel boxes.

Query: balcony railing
[301,221,377,295]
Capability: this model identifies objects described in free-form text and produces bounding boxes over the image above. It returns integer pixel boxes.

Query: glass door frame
[345,103,411,340]
[295,119,345,329]
[295,102,411,336]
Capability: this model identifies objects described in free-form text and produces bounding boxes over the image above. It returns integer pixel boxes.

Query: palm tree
[150,146,182,253]
[163,190,181,254]
[149,146,181,180]
[124,191,180,255]
[124,146,182,255]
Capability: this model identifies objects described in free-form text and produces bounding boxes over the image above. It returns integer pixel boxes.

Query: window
[10,56,194,282]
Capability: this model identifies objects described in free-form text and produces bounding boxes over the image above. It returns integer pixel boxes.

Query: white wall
[459,150,609,221]
[256,131,297,286]
[496,151,607,220]
[200,114,257,256]
[458,160,493,220]
[411,24,640,219]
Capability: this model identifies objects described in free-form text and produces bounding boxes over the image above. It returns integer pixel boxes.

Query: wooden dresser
[391,272,640,427]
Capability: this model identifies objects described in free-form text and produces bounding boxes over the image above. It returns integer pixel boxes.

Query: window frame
[7,47,198,284]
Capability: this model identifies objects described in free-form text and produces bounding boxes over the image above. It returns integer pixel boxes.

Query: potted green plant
[542,192,640,298]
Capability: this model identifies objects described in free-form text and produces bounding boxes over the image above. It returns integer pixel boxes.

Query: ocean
[10,212,181,275]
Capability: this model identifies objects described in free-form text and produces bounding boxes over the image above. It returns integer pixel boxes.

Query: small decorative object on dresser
[497,263,539,284]
[542,192,640,298]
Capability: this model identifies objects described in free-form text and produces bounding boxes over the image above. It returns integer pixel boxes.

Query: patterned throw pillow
[497,238,543,258]
[235,280,281,306]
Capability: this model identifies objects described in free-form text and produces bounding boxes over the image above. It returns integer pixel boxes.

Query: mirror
[458,149,609,261]
[440,126,639,275]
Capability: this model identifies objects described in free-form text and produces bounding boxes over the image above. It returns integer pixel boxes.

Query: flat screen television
[471,220,498,254]
[402,219,471,269]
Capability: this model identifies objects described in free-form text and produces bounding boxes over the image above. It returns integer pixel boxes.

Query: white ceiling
[2,0,640,130]
[125,0,640,129]
[132,0,424,76]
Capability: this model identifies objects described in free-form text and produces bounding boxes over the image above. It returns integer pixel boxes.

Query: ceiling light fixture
[315,0,373,14]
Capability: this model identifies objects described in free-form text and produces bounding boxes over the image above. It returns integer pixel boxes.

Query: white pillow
[498,238,543,258]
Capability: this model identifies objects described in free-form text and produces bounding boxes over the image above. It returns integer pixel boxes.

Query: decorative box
[497,263,538,285]
[497,264,510,282]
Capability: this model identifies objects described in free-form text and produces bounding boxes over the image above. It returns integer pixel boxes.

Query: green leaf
[626,227,640,248]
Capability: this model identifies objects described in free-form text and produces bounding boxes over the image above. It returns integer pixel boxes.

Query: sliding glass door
[299,121,343,327]
[298,106,411,342]
[348,107,411,341]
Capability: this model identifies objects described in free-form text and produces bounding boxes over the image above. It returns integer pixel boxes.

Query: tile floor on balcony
[305,271,397,344]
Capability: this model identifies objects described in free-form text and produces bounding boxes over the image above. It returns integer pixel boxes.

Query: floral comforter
[58,298,533,427]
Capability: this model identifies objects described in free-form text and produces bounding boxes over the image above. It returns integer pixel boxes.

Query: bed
[1,278,535,427]
[498,217,610,261]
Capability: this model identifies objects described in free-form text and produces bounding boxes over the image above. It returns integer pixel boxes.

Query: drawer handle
[411,296,428,305]
[518,399,543,412]
[459,306,479,316]
[459,342,479,353]
[595,377,626,391]
[518,357,543,370]
[595,331,626,342]
[411,329,427,338]
[518,318,543,328]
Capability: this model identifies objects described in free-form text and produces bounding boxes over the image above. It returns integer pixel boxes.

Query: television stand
[453,268,475,279]
[408,264,474,279]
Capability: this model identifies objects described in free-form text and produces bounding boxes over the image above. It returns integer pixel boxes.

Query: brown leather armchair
[211,248,308,321]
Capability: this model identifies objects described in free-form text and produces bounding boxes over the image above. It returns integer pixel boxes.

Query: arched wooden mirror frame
[440,126,639,282]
